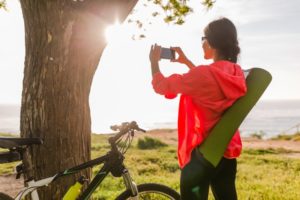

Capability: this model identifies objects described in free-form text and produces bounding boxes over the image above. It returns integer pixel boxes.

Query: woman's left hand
[149,44,161,63]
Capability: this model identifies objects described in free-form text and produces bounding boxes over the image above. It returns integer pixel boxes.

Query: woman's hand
[171,47,195,69]
[171,47,188,64]
[149,44,161,64]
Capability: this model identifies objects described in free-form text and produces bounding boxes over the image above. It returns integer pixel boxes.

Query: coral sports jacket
[152,60,247,168]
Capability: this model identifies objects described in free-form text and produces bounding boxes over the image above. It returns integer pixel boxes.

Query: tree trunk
[19,0,138,199]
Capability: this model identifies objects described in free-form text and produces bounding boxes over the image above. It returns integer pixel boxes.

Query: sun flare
[105,20,122,44]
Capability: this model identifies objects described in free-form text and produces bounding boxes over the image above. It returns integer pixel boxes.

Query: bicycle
[0,121,181,200]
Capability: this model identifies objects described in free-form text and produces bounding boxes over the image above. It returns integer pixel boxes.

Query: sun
[105,20,123,44]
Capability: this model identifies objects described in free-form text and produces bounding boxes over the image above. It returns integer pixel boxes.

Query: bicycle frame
[15,149,138,200]
[1,122,145,200]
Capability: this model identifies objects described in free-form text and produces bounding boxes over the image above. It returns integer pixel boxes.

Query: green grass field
[1,133,300,199]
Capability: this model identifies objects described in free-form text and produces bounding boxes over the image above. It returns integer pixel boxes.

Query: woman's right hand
[171,47,188,64]
[171,47,195,69]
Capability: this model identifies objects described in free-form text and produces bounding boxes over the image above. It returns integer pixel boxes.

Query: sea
[1,100,300,139]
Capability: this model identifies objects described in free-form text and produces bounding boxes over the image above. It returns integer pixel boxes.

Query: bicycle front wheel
[115,183,181,200]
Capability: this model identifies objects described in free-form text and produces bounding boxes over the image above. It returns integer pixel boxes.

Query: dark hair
[204,17,240,63]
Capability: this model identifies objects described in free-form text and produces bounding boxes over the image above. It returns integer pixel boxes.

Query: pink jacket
[152,61,247,168]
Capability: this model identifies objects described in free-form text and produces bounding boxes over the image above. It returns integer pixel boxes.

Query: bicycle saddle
[0,137,43,149]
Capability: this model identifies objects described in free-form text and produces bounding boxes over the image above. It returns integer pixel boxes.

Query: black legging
[180,149,237,200]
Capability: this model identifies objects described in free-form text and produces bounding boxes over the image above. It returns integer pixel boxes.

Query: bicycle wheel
[0,193,14,200]
[115,183,181,200]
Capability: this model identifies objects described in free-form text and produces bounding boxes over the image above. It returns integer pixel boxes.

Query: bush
[137,136,168,149]
[250,131,266,139]
[272,132,300,141]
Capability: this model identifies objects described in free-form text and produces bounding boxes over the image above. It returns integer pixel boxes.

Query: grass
[1,133,300,199]
[237,149,300,200]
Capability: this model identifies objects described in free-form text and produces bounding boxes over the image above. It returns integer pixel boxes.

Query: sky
[0,0,300,133]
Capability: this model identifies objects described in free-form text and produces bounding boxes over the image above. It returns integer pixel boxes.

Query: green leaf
[0,0,7,10]
[164,15,175,23]
[201,0,216,10]
[152,12,159,17]
[175,18,185,25]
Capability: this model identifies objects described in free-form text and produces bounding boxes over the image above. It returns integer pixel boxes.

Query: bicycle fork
[122,169,138,200]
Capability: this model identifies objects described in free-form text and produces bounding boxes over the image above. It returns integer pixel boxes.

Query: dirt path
[243,137,300,152]
[242,137,300,158]
[0,175,23,197]
[146,130,300,157]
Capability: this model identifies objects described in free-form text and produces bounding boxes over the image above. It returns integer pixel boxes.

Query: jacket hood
[209,61,247,99]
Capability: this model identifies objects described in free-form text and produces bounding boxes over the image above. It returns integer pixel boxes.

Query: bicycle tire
[115,183,181,200]
[0,192,14,200]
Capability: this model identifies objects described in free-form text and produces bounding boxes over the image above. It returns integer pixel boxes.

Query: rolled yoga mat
[198,68,272,167]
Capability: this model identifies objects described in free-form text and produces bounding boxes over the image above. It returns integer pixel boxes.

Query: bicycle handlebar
[108,121,146,145]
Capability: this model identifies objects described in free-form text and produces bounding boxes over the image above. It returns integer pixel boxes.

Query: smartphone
[160,47,175,60]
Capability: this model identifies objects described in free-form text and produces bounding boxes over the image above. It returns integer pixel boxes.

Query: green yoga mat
[198,68,272,167]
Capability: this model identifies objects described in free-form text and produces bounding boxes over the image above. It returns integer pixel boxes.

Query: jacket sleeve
[151,67,206,97]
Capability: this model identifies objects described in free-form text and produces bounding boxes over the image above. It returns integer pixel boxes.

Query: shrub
[250,131,266,139]
[137,136,168,149]
[272,132,300,141]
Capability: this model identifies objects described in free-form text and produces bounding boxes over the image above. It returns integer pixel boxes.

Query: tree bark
[19,0,138,199]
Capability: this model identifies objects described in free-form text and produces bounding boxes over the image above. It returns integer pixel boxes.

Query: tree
[15,0,215,199]
[19,0,138,199]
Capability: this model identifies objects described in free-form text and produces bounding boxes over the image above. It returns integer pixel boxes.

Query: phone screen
[160,47,175,60]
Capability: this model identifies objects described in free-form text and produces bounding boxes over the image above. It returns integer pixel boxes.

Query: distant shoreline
[1,99,300,137]
[1,128,299,141]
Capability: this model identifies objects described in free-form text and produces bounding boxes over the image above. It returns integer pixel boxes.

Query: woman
[149,18,247,200]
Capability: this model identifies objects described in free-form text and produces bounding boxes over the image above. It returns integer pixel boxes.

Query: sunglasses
[201,36,208,41]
